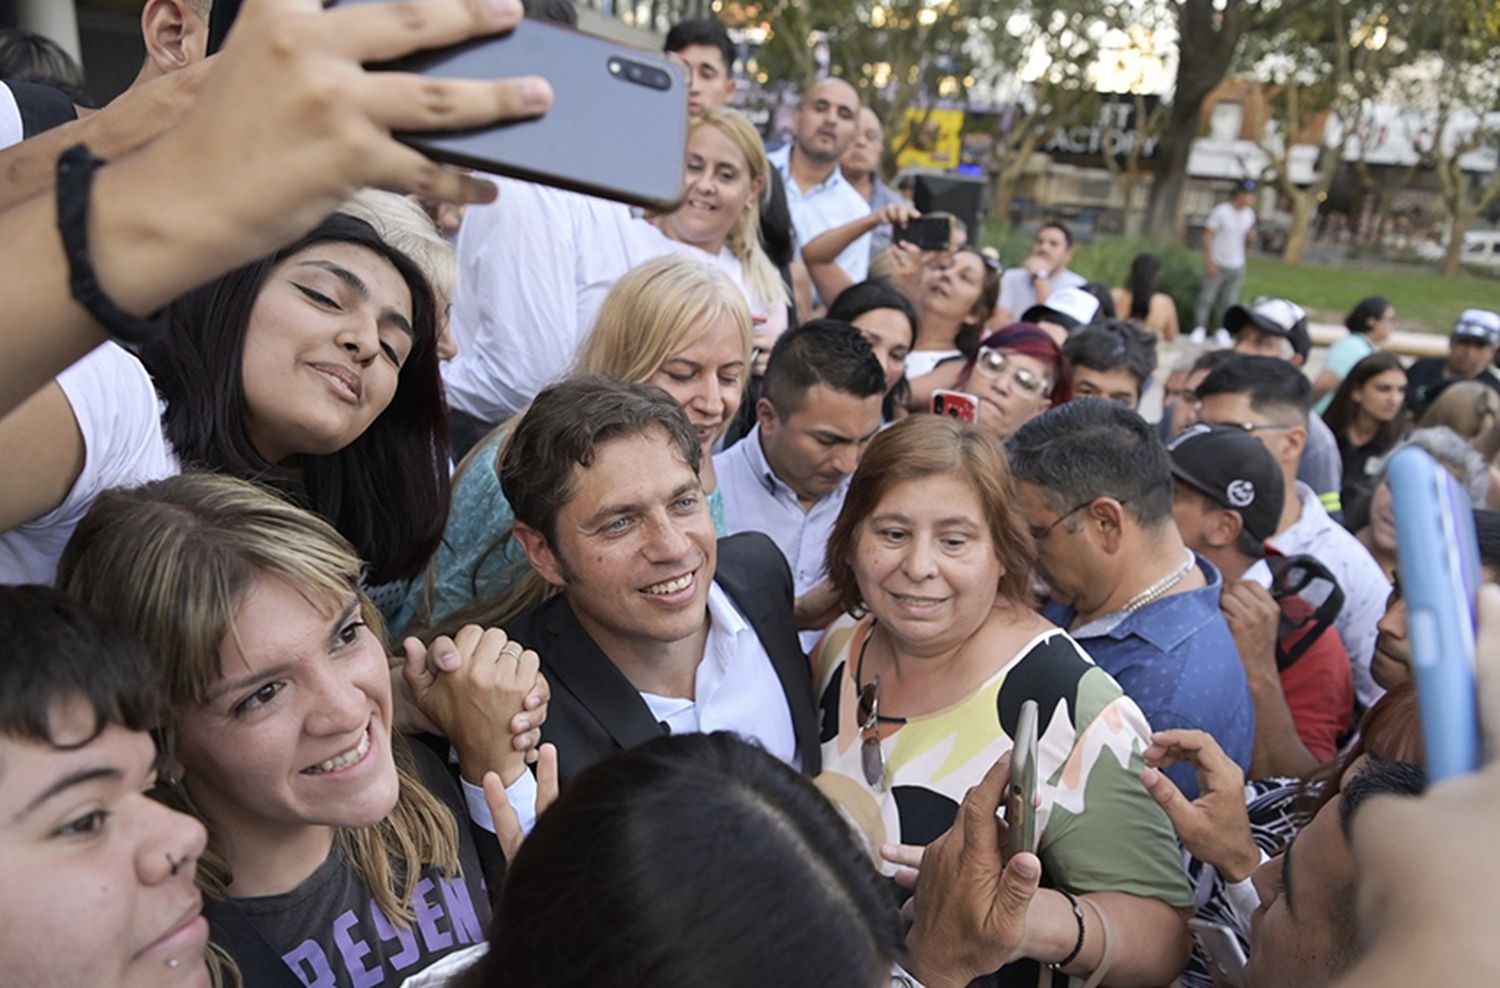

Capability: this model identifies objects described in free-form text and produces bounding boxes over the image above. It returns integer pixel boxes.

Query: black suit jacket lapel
[539,597,668,752]
[715,540,822,774]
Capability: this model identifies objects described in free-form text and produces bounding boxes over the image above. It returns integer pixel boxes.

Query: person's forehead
[0,723,154,823]
[1074,365,1138,393]
[785,383,883,428]
[806,79,858,110]
[859,107,882,131]
[675,42,729,72]
[565,431,696,505]
[688,122,744,162]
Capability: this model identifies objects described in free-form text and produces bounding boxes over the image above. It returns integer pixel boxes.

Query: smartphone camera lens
[614,58,671,91]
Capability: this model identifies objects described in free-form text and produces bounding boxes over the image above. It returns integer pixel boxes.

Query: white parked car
[1416,229,1500,270]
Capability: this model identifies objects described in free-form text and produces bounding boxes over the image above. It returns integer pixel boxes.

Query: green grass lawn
[1237,256,1500,335]
[979,224,1500,334]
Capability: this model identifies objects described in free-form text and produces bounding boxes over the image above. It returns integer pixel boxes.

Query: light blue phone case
[1387,447,1481,780]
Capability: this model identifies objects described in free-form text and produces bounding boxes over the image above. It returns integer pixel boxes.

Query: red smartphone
[932,389,979,422]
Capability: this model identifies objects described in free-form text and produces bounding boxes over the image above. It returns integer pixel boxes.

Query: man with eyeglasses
[1196,356,1390,709]
[1225,297,1344,516]
[1007,399,1253,798]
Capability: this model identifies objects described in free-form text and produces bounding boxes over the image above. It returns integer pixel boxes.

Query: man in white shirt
[1194,180,1258,333]
[993,222,1087,324]
[767,77,870,287]
[503,377,823,785]
[714,320,885,648]
[1196,356,1390,708]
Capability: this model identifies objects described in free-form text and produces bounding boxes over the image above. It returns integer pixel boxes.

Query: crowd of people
[2,1,1500,986]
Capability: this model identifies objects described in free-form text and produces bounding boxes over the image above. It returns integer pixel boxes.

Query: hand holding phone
[932,389,979,423]
[1005,699,1039,858]
[320,2,688,209]
[1387,447,1482,780]
[894,215,951,252]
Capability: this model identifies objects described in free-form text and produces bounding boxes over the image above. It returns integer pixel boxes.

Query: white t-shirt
[1206,202,1257,269]
[441,178,780,424]
[0,343,178,585]
[904,349,964,379]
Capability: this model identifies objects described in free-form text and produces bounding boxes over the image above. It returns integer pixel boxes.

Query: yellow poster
[894,108,965,170]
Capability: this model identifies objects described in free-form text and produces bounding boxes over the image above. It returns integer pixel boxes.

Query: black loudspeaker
[913,173,985,241]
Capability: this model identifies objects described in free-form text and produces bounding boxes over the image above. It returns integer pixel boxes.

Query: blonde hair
[340,189,457,308]
[1419,380,1500,440]
[409,255,752,638]
[57,473,461,927]
[691,108,790,318]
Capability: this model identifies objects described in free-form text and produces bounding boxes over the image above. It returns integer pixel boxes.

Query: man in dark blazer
[503,377,822,786]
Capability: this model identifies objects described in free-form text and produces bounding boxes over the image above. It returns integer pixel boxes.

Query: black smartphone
[220,1,691,210]
[894,215,951,252]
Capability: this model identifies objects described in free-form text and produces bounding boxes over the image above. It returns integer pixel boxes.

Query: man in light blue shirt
[766,77,872,289]
[714,320,886,648]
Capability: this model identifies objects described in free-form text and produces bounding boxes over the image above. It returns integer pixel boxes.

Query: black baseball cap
[1167,424,1285,543]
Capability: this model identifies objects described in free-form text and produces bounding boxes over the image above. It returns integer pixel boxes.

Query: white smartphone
[1188,918,1248,987]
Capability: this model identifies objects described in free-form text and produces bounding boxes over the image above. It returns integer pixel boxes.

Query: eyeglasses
[974,347,1051,397]
[857,675,885,788]
[1032,496,1115,540]
[1200,419,1294,434]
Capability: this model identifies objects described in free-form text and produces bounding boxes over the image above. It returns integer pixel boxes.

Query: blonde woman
[444,108,786,430]
[399,255,753,638]
[57,473,543,988]
[650,107,791,363]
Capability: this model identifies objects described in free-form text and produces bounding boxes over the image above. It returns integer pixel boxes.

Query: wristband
[57,144,167,344]
[1049,887,1087,971]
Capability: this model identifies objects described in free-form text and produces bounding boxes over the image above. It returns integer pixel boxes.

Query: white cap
[1023,287,1100,331]
[1453,309,1500,345]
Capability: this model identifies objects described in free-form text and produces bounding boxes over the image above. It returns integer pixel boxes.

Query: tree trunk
[1282,193,1315,264]
[1442,209,1472,277]
[1142,99,1199,237]
[991,172,1018,226]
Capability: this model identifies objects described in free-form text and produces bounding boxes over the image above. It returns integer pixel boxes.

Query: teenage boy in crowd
[1007,399,1254,798]
[504,378,823,785]
[1063,319,1160,409]
[1195,356,1389,709]
[1168,424,1354,775]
